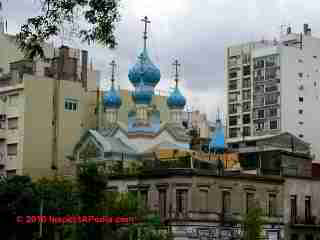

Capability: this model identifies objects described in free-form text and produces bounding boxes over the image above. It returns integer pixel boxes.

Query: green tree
[242,203,263,240]
[76,162,109,240]
[106,191,172,240]
[0,175,39,240]
[34,176,78,240]
[16,0,121,59]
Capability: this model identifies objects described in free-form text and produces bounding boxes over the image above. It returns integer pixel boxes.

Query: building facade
[0,33,101,178]
[225,24,320,161]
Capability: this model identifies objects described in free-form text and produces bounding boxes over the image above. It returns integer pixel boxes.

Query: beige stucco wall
[56,80,87,176]
[0,34,24,74]
[22,75,55,178]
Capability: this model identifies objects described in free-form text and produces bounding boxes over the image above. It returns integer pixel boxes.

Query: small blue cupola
[103,60,122,109]
[167,59,186,110]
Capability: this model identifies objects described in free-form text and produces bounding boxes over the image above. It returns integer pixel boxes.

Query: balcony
[108,158,220,178]
[291,216,320,227]
[6,155,17,170]
[0,129,6,139]
[0,155,5,167]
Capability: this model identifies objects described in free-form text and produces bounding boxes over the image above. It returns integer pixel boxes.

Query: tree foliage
[242,203,263,240]
[0,175,39,240]
[16,0,121,59]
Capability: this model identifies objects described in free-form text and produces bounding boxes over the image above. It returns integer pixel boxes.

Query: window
[243,126,251,137]
[255,84,264,93]
[243,65,250,76]
[290,195,297,223]
[229,71,238,79]
[0,114,6,129]
[265,85,278,92]
[265,94,278,105]
[298,121,304,125]
[243,78,251,88]
[222,191,231,215]
[298,59,303,63]
[229,104,237,114]
[229,128,238,138]
[7,143,18,156]
[258,109,265,119]
[305,196,311,223]
[229,116,238,126]
[176,189,188,216]
[265,67,278,80]
[243,102,251,112]
[299,134,304,138]
[8,94,19,106]
[269,108,278,117]
[8,117,18,129]
[6,169,16,177]
[159,189,167,218]
[270,120,278,130]
[266,55,278,67]
[298,72,303,78]
[229,80,238,90]
[199,189,208,212]
[269,194,277,217]
[298,109,303,114]
[254,69,264,81]
[243,114,251,124]
[256,122,264,131]
[229,93,238,102]
[313,55,317,59]
[141,190,148,209]
[243,90,251,100]
[254,59,264,69]
[64,99,79,112]
[299,97,304,103]
[246,193,255,213]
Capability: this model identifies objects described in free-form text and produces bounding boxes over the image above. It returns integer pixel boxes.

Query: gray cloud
[2,0,320,120]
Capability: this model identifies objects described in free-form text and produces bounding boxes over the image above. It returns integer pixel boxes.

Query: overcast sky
[2,0,320,120]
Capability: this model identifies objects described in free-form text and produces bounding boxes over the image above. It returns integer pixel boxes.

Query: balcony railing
[0,129,6,139]
[108,158,219,178]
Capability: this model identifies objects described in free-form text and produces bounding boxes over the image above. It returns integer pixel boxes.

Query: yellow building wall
[0,34,24,74]
[22,75,55,178]
[56,80,87,176]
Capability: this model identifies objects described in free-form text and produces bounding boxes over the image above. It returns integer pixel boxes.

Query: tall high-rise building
[225,24,320,160]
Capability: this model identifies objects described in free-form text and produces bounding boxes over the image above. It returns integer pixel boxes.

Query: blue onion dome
[103,85,122,109]
[167,86,186,109]
[132,80,153,105]
[128,48,161,87]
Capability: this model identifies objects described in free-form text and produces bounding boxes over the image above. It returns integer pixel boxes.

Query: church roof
[100,121,190,143]
[143,140,191,153]
[89,130,136,154]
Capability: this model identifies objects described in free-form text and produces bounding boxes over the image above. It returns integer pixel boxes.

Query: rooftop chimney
[304,23,311,36]
[81,50,88,90]
[287,26,292,35]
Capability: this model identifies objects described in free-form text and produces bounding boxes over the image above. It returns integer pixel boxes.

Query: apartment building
[0,30,100,178]
[225,24,320,161]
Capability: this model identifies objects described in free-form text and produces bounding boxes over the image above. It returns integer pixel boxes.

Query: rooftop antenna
[110,60,116,88]
[173,59,181,88]
[141,16,150,50]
